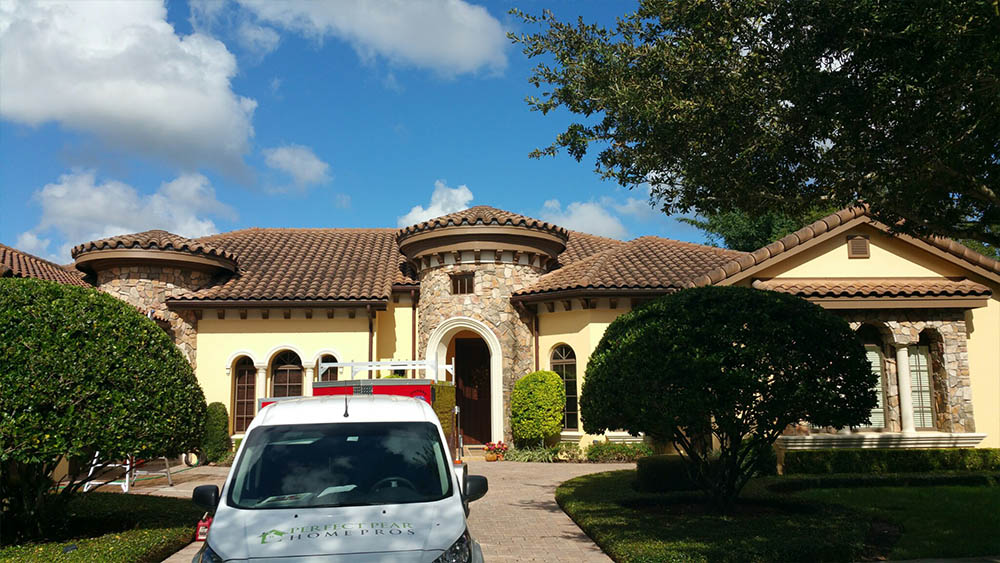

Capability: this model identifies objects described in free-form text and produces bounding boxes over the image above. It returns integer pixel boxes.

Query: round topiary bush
[201,402,231,463]
[511,370,565,447]
[0,278,207,541]
[582,285,874,510]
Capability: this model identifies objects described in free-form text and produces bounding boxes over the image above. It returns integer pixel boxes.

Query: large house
[7,206,998,450]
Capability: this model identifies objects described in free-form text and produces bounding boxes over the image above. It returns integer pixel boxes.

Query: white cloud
[14,232,53,260]
[540,199,629,239]
[334,193,352,209]
[21,170,236,261]
[0,0,256,174]
[237,20,280,55]
[398,180,473,226]
[236,0,507,76]
[262,144,331,188]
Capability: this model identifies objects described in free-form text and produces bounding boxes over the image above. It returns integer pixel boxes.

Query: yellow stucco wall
[967,297,1000,448]
[751,224,1000,447]
[760,224,965,279]
[375,296,417,376]
[537,303,632,447]
[195,311,373,424]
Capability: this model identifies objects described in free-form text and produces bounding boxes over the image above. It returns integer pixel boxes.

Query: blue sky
[0,0,707,263]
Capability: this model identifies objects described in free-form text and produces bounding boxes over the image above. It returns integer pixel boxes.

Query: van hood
[209,498,465,561]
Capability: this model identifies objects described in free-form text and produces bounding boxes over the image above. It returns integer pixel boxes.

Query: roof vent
[847,235,870,259]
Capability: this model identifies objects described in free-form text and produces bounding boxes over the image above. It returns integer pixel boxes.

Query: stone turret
[72,230,237,367]
[398,206,568,437]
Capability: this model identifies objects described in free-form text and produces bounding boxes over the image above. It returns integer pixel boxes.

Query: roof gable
[691,207,1000,287]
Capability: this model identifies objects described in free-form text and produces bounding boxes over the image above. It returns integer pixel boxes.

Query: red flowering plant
[484,441,508,455]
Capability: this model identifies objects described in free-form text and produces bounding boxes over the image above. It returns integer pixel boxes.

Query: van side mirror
[193,485,220,511]
[465,475,488,502]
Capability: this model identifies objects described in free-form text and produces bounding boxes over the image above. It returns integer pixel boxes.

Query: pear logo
[260,529,286,544]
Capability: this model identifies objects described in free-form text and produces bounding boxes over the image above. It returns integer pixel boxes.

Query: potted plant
[484,441,508,462]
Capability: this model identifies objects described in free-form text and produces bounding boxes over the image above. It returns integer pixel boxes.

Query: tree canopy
[582,286,875,509]
[511,0,1000,246]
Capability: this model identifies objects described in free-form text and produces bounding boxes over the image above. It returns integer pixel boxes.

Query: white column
[255,365,268,409]
[895,345,916,434]
[303,367,314,397]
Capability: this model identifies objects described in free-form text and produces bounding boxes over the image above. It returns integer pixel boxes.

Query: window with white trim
[908,346,935,429]
[551,345,578,431]
[317,354,338,382]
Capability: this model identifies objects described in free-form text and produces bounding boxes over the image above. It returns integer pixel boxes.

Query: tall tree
[681,207,836,252]
[511,1,1000,246]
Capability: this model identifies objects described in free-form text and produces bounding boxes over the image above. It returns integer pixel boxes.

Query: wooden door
[455,338,491,445]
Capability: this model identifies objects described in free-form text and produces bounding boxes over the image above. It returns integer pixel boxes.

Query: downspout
[410,289,417,378]
[410,289,417,362]
[533,307,540,371]
[367,305,374,377]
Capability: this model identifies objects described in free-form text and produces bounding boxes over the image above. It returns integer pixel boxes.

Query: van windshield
[227,422,453,509]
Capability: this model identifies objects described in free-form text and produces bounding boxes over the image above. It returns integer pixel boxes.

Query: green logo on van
[260,529,286,544]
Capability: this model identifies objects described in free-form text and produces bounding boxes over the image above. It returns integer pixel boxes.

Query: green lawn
[0,493,203,562]
[556,470,1000,562]
[797,486,1000,560]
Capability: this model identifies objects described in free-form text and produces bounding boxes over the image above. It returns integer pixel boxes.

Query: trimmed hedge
[0,493,202,561]
[511,371,565,446]
[201,402,231,463]
[766,471,1000,492]
[784,448,1000,475]
[635,454,700,492]
[431,382,456,451]
[586,441,653,463]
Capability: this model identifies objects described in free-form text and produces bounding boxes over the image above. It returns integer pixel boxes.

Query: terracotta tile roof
[0,243,90,286]
[171,229,415,302]
[690,206,1000,286]
[72,229,236,262]
[752,278,992,298]
[397,206,569,239]
[517,237,745,297]
[557,231,624,266]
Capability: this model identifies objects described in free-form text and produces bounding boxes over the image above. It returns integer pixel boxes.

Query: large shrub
[582,285,874,510]
[201,403,231,463]
[0,278,206,542]
[510,370,565,447]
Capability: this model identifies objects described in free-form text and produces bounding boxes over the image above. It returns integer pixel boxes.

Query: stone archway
[425,316,504,443]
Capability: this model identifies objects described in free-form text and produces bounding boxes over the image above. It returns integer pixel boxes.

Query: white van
[192,395,488,562]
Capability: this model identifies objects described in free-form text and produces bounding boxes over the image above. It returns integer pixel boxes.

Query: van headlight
[197,544,224,563]
[433,529,472,563]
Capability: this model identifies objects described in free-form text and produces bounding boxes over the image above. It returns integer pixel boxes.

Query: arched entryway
[449,331,491,444]
[426,317,504,443]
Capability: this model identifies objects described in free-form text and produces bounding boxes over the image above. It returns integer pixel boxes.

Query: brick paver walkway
[465,460,633,562]
[149,460,631,562]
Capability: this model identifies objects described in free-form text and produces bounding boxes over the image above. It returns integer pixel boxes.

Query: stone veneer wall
[793,309,975,435]
[96,266,214,369]
[417,262,539,440]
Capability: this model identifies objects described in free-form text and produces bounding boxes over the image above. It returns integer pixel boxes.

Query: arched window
[318,354,338,382]
[271,350,302,398]
[551,345,578,431]
[856,325,887,429]
[232,356,256,433]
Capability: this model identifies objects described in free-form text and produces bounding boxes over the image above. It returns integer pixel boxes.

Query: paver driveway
[465,460,633,562]
[151,460,633,562]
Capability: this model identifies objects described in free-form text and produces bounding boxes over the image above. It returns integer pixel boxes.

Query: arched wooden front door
[454,337,491,445]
